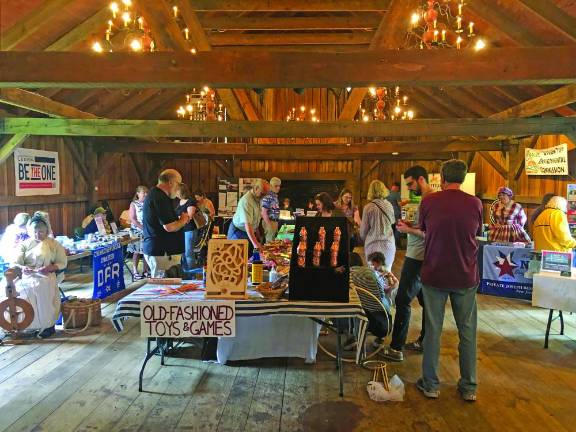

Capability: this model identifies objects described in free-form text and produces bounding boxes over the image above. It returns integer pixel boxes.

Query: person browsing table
[261,177,281,243]
[228,179,269,253]
[142,169,190,277]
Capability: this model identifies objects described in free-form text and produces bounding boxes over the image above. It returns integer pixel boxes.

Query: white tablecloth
[532,270,576,312]
[217,315,321,364]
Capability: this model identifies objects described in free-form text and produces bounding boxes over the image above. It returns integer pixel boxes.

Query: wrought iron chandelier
[176,87,226,121]
[406,0,486,50]
[286,105,320,122]
[91,1,155,53]
[355,87,415,121]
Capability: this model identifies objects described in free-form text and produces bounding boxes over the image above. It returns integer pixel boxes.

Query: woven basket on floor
[62,298,102,332]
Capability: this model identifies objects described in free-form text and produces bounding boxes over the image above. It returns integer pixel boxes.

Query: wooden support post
[63,137,90,185]
[129,153,146,185]
[85,141,98,210]
[479,151,509,179]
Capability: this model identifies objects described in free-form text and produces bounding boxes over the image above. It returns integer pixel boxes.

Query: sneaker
[343,337,357,351]
[416,378,440,399]
[404,339,424,353]
[37,326,56,339]
[458,388,477,402]
[380,347,404,362]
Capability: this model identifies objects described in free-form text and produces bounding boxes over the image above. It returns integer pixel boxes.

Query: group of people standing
[358,160,483,402]
[128,169,215,278]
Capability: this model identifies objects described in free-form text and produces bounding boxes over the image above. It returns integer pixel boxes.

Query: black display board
[288,216,350,302]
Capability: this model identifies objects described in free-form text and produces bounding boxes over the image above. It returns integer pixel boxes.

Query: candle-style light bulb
[474,38,486,51]
[456,16,463,32]
[122,11,130,27]
[456,36,463,49]
[369,87,377,96]
[173,5,178,17]
[441,29,447,42]
[130,39,142,51]
[407,110,414,120]
[108,20,113,32]
[110,2,119,18]
[411,12,420,28]
[403,95,408,105]
[300,105,306,112]
[92,41,103,52]
[433,29,439,42]
[190,47,197,54]
[468,22,475,36]
[184,28,189,40]
[137,17,143,30]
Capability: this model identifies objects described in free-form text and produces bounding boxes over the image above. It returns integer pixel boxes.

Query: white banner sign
[140,300,235,338]
[525,143,568,176]
[14,148,60,196]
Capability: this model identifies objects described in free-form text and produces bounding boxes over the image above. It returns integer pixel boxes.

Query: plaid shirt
[489,201,531,242]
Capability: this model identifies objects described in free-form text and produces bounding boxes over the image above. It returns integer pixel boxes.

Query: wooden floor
[1,255,575,432]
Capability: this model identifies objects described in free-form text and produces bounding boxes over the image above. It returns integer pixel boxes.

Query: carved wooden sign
[206,239,248,299]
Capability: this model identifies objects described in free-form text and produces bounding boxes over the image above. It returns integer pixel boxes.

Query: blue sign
[92,242,125,299]
[480,244,533,300]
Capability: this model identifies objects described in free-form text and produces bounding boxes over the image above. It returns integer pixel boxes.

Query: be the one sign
[140,301,236,338]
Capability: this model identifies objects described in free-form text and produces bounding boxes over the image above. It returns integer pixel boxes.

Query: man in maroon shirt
[416,159,483,402]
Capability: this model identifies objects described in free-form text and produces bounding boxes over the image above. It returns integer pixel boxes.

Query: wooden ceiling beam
[2,118,573,138]
[0,134,28,164]
[339,0,419,120]
[187,1,391,11]
[490,84,576,119]
[0,89,97,119]
[199,16,382,30]
[106,89,160,119]
[209,32,374,46]
[173,0,247,121]
[95,138,506,154]
[468,0,543,46]
[518,0,576,42]
[0,0,77,50]
[3,47,575,89]
[45,7,111,51]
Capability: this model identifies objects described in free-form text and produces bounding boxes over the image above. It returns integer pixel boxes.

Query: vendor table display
[112,281,368,395]
[480,243,534,301]
[532,269,576,348]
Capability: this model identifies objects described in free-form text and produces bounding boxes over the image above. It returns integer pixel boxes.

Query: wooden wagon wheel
[0,267,35,331]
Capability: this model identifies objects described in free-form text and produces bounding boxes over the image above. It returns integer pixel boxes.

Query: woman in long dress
[12,215,67,338]
[488,186,531,243]
[360,180,396,272]
[127,185,149,278]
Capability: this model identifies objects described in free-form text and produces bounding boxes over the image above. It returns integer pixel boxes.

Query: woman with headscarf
[532,196,576,252]
[488,186,531,243]
[360,180,396,271]
[11,214,67,338]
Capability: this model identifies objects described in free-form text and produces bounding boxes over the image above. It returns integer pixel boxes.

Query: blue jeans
[227,223,254,254]
[421,284,478,393]
[182,230,198,271]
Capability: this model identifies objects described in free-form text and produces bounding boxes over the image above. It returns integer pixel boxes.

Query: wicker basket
[62,298,102,331]
[256,283,288,300]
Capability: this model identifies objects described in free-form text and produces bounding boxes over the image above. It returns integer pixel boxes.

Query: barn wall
[0,138,136,236]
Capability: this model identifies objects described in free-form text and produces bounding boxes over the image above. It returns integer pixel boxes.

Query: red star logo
[493,251,518,278]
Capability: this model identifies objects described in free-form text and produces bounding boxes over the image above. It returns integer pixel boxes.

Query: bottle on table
[251,248,263,285]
